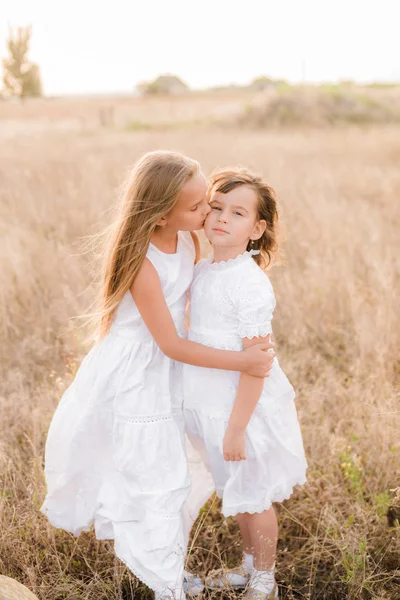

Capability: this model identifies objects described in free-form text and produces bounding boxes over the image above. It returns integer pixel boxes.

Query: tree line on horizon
[0,25,286,100]
[2,26,398,100]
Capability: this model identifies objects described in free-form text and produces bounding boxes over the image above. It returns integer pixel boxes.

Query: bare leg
[235,513,253,555]
[244,507,278,571]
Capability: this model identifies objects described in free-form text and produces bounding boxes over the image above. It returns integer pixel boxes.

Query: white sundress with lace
[41,231,215,598]
[183,250,307,517]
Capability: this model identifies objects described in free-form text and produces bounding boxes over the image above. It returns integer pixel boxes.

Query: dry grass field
[0,89,399,600]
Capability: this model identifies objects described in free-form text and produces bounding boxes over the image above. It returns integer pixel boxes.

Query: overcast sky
[1,0,399,95]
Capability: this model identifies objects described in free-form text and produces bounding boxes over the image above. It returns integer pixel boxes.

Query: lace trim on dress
[115,553,157,592]
[115,409,182,424]
[237,323,273,339]
[116,551,182,596]
[207,249,260,270]
[222,473,308,517]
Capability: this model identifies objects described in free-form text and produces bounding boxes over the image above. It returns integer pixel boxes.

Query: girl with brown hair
[183,167,307,600]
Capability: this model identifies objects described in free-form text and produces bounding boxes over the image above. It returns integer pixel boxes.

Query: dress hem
[41,507,184,597]
[219,473,308,517]
[115,549,175,596]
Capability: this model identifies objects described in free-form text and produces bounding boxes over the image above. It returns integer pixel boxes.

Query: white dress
[183,250,307,517]
[41,231,214,597]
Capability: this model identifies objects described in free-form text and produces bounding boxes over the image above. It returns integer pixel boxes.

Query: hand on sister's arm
[223,335,270,461]
[131,259,275,377]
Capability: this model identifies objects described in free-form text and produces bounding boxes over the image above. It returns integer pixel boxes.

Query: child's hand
[223,427,247,461]
[243,340,275,377]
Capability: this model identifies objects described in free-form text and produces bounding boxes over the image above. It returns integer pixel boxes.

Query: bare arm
[223,335,270,461]
[130,258,275,376]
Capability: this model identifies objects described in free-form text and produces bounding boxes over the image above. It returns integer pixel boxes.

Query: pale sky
[1,0,400,95]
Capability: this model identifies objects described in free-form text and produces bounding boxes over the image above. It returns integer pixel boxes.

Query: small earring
[250,240,254,247]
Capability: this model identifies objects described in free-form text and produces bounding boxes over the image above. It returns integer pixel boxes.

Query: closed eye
[191,205,199,212]
[211,206,221,211]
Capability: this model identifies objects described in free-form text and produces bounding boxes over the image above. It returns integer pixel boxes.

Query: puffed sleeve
[234,271,276,339]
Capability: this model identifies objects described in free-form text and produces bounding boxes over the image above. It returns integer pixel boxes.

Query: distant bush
[366,81,400,89]
[236,87,400,128]
[137,74,189,96]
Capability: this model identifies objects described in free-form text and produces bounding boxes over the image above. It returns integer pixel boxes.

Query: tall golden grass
[0,94,399,599]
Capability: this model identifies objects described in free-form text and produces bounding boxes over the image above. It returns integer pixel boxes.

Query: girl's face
[205,185,266,249]
[161,173,210,232]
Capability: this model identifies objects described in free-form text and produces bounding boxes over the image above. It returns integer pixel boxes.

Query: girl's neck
[151,227,179,254]
[212,243,249,263]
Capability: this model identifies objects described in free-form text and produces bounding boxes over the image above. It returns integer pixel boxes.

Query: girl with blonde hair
[41,152,275,600]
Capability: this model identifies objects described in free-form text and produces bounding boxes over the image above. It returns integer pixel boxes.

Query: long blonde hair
[96,151,199,338]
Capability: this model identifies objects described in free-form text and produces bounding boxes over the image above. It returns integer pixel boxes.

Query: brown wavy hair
[94,151,200,339]
[208,166,279,268]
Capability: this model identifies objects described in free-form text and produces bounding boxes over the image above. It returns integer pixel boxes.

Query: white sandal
[205,564,251,590]
[240,581,279,600]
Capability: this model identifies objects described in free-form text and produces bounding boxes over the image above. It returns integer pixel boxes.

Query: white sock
[243,551,254,574]
[249,565,275,594]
